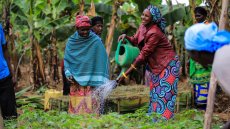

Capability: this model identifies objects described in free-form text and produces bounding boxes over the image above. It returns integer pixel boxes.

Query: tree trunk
[189,0,196,23]
[105,1,119,56]
[49,28,59,87]
[79,0,85,15]
[31,34,36,87]
[35,40,46,84]
[31,33,46,88]
[219,0,229,30]
[2,0,21,85]
[9,32,20,83]
[207,0,221,24]
[166,0,175,50]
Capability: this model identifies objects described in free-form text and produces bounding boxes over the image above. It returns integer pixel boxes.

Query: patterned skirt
[68,84,99,114]
[148,56,180,120]
[193,83,209,105]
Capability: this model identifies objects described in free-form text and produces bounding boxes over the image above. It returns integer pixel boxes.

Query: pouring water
[92,80,118,114]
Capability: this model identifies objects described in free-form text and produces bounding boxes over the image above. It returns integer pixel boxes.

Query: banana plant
[11,0,48,88]
[41,0,71,86]
[11,0,76,88]
[1,0,20,83]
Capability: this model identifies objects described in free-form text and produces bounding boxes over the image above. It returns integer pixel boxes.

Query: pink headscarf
[75,15,91,28]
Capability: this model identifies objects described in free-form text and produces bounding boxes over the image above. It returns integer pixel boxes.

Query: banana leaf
[15,86,32,98]
[163,6,189,26]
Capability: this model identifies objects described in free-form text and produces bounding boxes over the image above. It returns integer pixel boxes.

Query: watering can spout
[116,67,128,80]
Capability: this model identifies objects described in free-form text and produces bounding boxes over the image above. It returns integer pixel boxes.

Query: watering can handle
[115,40,122,65]
[115,38,133,65]
[115,39,130,63]
[124,39,132,45]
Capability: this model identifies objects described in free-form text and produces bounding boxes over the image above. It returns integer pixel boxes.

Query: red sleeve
[126,31,139,46]
[134,33,160,64]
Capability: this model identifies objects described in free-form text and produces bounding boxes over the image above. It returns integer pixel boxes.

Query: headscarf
[75,15,91,28]
[184,22,230,52]
[147,5,166,33]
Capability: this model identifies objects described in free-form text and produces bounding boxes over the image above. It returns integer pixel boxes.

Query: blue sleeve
[0,24,6,45]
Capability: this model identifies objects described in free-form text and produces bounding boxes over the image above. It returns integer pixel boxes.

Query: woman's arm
[118,31,139,45]
[133,33,160,65]
[1,25,14,79]
[117,33,160,83]
[125,32,139,45]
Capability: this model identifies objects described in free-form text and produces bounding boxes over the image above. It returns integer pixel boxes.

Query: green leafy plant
[5,105,223,129]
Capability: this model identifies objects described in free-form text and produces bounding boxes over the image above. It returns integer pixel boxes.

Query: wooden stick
[203,72,217,129]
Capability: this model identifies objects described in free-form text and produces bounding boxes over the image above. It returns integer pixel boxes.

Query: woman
[184,22,230,128]
[188,7,211,109]
[0,23,17,119]
[64,15,110,114]
[185,22,230,96]
[91,16,104,37]
[117,5,180,120]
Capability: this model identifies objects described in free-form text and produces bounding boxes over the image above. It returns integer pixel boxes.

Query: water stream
[92,80,117,114]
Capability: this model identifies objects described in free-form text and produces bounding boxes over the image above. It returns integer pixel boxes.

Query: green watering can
[115,39,140,75]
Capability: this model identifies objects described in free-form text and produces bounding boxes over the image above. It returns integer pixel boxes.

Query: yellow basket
[44,89,63,110]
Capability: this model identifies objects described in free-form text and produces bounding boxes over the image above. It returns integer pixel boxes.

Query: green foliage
[163,6,189,26]
[15,86,44,109]
[130,0,162,13]
[173,25,187,46]
[95,3,112,14]
[150,0,162,6]
[15,86,32,98]
[5,105,223,129]
[195,0,203,6]
[131,0,150,13]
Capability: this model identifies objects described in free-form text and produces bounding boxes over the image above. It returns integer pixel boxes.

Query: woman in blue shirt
[0,24,17,119]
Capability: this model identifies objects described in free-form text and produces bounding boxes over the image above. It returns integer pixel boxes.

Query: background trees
[0,0,229,88]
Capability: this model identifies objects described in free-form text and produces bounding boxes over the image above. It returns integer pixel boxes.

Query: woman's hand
[116,63,138,84]
[117,75,126,84]
[67,76,74,84]
[118,34,126,42]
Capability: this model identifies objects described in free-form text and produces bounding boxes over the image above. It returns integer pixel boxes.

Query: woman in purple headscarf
[117,5,180,120]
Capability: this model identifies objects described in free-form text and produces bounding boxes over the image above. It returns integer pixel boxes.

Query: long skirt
[0,75,17,119]
[148,56,180,120]
[193,83,209,106]
[68,84,99,114]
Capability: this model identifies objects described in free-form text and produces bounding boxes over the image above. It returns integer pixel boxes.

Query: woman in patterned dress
[117,5,180,120]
